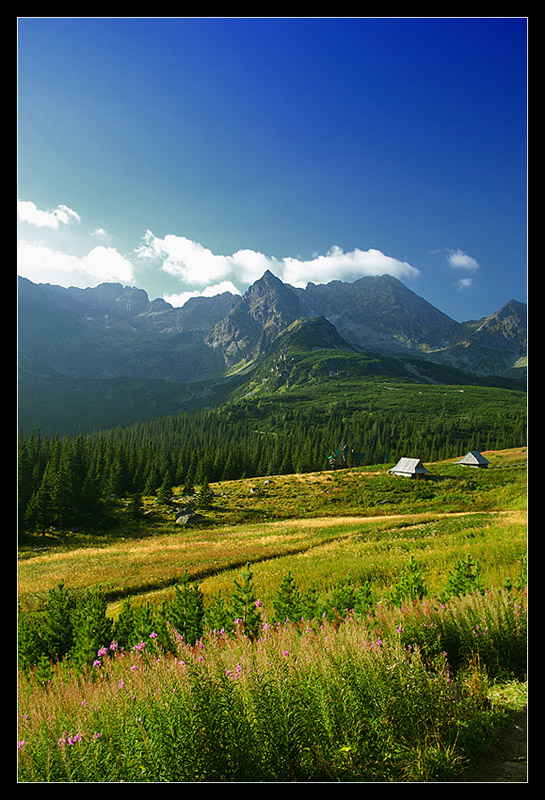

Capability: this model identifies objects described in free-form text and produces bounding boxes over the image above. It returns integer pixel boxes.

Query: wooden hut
[327,444,365,469]
[387,457,430,479]
[457,451,490,468]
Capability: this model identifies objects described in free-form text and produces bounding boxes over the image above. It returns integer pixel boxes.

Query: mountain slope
[17,273,526,435]
[18,276,236,382]
[205,272,526,378]
[295,274,462,353]
[206,270,303,367]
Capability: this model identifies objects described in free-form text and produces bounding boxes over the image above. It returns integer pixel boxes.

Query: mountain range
[17,272,527,434]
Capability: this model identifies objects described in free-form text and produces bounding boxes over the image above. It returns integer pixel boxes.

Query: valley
[17,272,527,783]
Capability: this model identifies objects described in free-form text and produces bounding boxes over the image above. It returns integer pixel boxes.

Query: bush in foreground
[18,586,526,782]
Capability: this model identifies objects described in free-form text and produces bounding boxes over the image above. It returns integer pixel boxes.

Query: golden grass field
[18,448,527,619]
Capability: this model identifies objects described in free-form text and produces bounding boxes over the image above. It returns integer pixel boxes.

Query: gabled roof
[458,450,490,466]
[388,457,429,475]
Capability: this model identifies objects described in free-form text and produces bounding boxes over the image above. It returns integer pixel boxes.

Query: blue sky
[17,17,527,321]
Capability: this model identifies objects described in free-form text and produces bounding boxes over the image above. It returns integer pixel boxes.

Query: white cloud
[17,199,81,229]
[447,248,480,271]
[456,277,473,291]
[18,240,135,288]
[279,246,419,288]
[136,231,420,295]
[164,281,241,308]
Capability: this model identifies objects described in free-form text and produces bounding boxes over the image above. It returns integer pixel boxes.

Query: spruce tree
[42,582,76,661]
[70,588,113,670]
[156,472,173,506]
[196,476,213,509]
[388,556,427,607]
[167,573,205,646]
[205,590,232,635]
[273,571,302,623]
[112,597,137,650]
[231,563,262,640]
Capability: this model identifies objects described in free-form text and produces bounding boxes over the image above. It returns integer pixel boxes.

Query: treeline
[18,397,526,534]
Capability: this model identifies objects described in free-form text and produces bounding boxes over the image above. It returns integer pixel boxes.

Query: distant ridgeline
[18,273,526,437]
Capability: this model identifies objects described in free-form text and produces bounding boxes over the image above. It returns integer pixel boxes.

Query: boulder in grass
[175,511,206,527]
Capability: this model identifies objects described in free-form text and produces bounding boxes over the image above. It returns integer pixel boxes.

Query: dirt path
[457,709,527,782]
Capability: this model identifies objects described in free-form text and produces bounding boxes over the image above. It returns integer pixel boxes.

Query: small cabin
[327,444,365,469]
[457,451,490,468]
[388,457,430,479]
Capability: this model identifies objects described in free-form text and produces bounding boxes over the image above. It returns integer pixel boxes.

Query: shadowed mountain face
[205,271,526,376]
[18,272,526,434]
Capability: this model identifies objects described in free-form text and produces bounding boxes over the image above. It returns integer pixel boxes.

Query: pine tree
[112,597,137,650]
[388,557,427,607]
[440,554,484,601]
[167,573,205,646]
[196,476,214,509]
[273,571,302,623]
[231,563,262,640]
[18,613,45,672]
[24,479,54,533]
[205,590,232,635]
[156,471,173,506]
[128,490,143,520]
[70,588,113,670]
[133,602,157,644]
[183,468,195,497]
[42,582,76,662]
[79,467,103,522]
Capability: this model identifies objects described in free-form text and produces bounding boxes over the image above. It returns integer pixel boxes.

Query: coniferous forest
[18,384,526,536]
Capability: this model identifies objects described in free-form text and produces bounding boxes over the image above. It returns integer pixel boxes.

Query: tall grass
[18,585,526,783]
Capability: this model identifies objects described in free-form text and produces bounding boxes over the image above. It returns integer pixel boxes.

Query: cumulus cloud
[280,246,419,288]
[455,277,473,291]
[164,281,241,308]
[18,240,135,288]
[136,231,420,298]
[17,199,81,229]
[447,248,480,271]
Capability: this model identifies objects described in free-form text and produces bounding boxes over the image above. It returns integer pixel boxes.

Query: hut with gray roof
[387,457,430,479]
[457,451,490,468]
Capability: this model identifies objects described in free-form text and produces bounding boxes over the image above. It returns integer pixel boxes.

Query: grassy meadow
[17,447,527,782]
